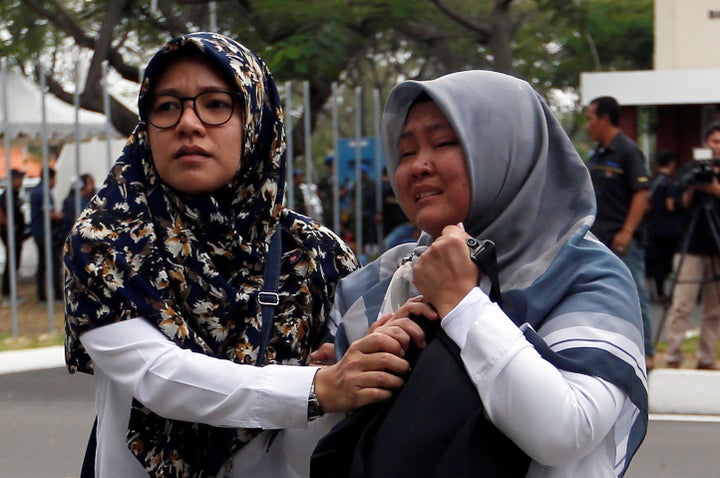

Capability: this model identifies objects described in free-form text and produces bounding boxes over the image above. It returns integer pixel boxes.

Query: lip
[174,145,210,160]
[413,184,443,203]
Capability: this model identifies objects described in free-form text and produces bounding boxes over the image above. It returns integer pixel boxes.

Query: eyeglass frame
[145,90,244,129]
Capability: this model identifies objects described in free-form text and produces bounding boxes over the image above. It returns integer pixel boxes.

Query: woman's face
[147,56,243,194]
[394,100,471,237]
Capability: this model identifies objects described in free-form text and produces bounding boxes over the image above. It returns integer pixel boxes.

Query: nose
[175,99,205,134]
[410,150,434,176]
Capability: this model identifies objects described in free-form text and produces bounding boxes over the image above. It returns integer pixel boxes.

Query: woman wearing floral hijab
[318,71,648,477]
[64,33,412,478]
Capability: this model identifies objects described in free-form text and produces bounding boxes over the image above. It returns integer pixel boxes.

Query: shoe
[696,362,720,371]
[665,360,682,369]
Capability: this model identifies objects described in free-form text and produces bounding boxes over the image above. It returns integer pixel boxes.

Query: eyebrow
[152,85,233,96]
[399,121,453,140]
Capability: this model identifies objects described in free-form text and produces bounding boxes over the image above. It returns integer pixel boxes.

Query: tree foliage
[0,0,653,160]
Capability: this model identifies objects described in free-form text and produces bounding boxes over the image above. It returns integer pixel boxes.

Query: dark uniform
[588,131,654,357]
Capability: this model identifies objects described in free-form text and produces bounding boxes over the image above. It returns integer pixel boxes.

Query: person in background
[62,173,96,238]
[645,151,682,304]
[663,123,720,370]
[315,71,647,477]
[0,168,27,305]
[317,156,347,227]
[64,33,411,478]
[30,167,64,302]
[376,167,418,249]
[586,95,654,371]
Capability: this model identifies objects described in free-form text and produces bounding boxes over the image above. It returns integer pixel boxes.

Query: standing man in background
[586,96,654,371]
[0,169,27,305]
[30,168,64,302]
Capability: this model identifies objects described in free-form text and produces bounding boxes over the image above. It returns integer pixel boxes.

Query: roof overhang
[580,69,720,106]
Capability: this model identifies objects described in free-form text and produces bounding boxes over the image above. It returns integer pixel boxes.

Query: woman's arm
[443,288,625,466]
[81,318,316,429]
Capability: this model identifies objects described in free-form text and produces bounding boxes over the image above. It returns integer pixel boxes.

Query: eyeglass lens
[148,91,238,129]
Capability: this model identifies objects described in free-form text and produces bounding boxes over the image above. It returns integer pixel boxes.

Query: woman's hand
[313,331,410,413]
[413,224,481,317]
[310,342,336,365]
[370,296,439,351]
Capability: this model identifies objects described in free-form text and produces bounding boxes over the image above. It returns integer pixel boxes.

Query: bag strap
[256,227,282,366]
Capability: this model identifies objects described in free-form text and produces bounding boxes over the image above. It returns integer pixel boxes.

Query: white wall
[655,0,720,69]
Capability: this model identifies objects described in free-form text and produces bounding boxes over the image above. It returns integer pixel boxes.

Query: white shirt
[443,287,627,477]
[80,318,341,477]
[82,287,627,478]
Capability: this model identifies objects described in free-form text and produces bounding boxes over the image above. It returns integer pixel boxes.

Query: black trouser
[33,235,63,301]
[1,229,24,296]
[647,234,679,297]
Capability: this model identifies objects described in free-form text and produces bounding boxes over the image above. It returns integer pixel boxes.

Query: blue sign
[335,137,384,187]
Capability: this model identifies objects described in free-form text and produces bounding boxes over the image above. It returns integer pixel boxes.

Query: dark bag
[310,318,530,478]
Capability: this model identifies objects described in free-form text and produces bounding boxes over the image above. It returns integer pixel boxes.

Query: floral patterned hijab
[64,33,357,477]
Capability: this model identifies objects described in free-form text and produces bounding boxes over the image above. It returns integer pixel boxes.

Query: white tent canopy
[55,137,127,202]
[1,69,110,140]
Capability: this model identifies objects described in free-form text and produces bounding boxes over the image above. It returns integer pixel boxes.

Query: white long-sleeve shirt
[443,287,626,477]
[80,319,340,477]
[82,285,626,478]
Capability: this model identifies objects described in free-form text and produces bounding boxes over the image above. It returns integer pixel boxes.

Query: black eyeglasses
[146,90,243,129]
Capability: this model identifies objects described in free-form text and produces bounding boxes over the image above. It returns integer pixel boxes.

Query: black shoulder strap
[256,227,282,367]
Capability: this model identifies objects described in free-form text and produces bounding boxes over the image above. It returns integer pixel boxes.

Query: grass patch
[0,279,66,352]
[0,331,64,352]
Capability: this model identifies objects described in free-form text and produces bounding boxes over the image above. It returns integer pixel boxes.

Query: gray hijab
[381,70,596,290]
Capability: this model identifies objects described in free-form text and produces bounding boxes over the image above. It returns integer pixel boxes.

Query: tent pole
[2,58,20,337]
[40,65,56,334]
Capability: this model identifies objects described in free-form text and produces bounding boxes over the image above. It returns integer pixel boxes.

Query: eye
[397,139,417,161]
[151,96,181,113]
[199,91,234,111]
[399,149,416,160]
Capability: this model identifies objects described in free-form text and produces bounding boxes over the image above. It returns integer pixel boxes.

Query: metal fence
[1,63,399,338]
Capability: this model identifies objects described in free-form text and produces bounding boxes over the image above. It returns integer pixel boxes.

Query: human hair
[703,122,720,142]
[590,96,621,126]
[410,91,433,108]
[654,150,675,168]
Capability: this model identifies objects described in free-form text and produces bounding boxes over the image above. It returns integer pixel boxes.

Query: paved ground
[1,326,713,478]
[0,366,95,478]
[4,241,720,476]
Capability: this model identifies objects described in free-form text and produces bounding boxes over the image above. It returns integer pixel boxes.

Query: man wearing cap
[0,169,27,304]
[586,95,654,371]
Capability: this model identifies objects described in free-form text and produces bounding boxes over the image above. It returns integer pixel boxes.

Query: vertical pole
[373,88,383,252]
[303,81,312,183]
[331,82,340,234]
[354,86,363,261]
[40,65,55,333]
[103,61,113,171]
[2,59,20,337]
[209,2,217,31]
[73,59,82,221]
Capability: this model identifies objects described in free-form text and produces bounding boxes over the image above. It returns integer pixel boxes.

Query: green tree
[0,0,653,158]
